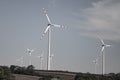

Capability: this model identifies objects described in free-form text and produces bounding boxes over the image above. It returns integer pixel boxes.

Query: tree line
[0,65,120,80]
[0,66,15,80]
[75,72,120,80]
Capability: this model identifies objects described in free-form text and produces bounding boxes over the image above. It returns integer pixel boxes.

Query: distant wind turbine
[99,38,111,75]
[27,48,34,65]
[93,58,98,74]
[16,56,23,66]
[40,8,64,70]
[37,52,44,70]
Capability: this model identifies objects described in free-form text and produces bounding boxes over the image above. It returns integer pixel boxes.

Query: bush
[27,65,34,72]
[0,66,15,80]
[10,65,37,75]
[0,67,4,77]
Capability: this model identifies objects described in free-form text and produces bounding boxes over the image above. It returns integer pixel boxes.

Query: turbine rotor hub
[102,44,105,47]
[48,24,51,26]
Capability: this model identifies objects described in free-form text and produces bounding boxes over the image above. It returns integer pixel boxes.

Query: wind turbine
[40,8,64,70]
[93,58,98,74]
[16,56,23,67]
[27,48,34,65]
[99,38,111,75]
[37,53,43,70]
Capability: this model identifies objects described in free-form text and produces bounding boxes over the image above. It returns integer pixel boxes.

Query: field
[13,74,40,80]
[13,70,77,80]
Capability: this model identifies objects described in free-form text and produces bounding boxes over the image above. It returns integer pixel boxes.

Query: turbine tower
[27,48,34,65]
[37,53,43,70]
[40,8,64,70]
[49,54,54,70]
[99,38,110,75]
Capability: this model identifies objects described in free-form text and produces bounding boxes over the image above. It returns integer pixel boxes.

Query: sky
[0,0,120,74]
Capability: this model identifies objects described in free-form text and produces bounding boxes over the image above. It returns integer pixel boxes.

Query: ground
[13,74,40,80]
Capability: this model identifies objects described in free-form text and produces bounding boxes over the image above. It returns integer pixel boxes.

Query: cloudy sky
[0,0,120,74]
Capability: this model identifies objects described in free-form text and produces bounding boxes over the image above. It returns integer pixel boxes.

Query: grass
[13,74,40,80]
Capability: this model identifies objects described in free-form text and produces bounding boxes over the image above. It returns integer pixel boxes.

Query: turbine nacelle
[27,48,34,56]
[102,44,105,47]
[27,48,34,52]
[48,24,51,26]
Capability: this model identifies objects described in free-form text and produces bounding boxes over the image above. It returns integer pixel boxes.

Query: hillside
[13,70,120,80]
[35,70,76,80]
[1,65,119,80]
[13,74,40,80]
[13,70,77,80]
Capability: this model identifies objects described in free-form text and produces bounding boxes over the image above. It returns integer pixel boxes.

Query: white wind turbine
[16,56,23,66]
[93,58,98,74]
[99,38,111,75]
[27,48,34,65]
[37,53,43,70]
[40,8,64,70]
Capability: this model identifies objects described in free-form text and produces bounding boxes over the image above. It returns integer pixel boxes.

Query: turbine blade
[46,14,52,24]
[106,45,111,47]
[100,38,104,45]
[43,8,52,24]
[27,48,30,51]
[97,36,105,44]
[52,24,64,28]
[40,25,50,40]
[45,26,50,33]
[31,49,34,52]
[101,46,105,52]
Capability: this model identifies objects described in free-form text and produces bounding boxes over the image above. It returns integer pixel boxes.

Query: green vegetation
[0,66,15,80]
[0,65,120,80]
[75,72,120,80]
[10,65,35,75]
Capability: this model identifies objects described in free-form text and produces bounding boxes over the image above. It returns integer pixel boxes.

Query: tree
[0,67,4,78]
[2,66,11,78]
[115,73,120,80]
[26,65,35,74]
[10,65,17,73]
[0,66,15,80]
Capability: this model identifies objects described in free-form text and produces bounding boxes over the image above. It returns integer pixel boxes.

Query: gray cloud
[78,0,120,41]
[48,0,57,8]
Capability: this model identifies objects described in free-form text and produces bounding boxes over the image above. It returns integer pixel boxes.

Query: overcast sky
[0,0,120,74]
